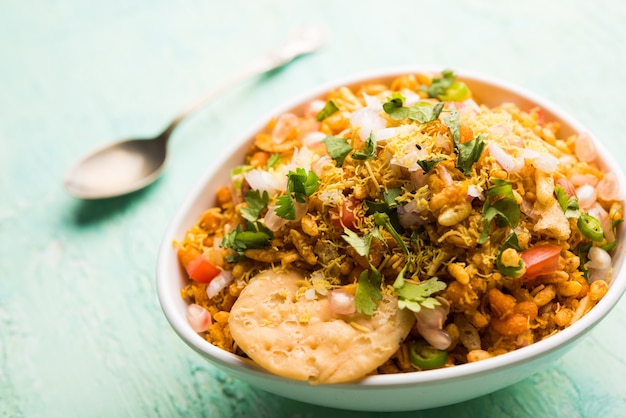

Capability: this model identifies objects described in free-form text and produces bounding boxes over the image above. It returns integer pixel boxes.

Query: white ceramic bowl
[157,67,626,411]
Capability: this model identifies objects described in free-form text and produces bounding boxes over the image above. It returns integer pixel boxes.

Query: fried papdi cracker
[228,269,415,383]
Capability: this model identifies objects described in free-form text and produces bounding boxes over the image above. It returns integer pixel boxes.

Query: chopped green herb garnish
[416,157,446,173]
[342,228,373,257]
[355,268,382,315]
[221,223,273,262]
[316,100,339,121]
[444,109,485,175]
[444,110,460,145]
[421,69,469,101]
[382,95,445,123]
[322,135,353,166]
[479,179,521,244]
[365,188,402,215]
[240,189,269,222]
[352,132,377,160]
[395,277,446,313]
[266,153,281,170]
[456,133,486,176]
[554,184,580,218]
[495,232,524,277]
[275,168,320,220]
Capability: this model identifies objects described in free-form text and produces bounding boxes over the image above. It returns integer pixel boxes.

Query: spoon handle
[160,25,329,139]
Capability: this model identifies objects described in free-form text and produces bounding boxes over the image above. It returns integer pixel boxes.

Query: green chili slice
[577,213,604,242]
[409,340,447,370]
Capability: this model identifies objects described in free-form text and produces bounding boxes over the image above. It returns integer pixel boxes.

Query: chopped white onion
[373,127,398,141]
[206,271,234,299]
[574,133,597,163]
[521,148,559,172]
[302,131,327,148]
[488,142,523,173]
[350,108,386,141]
[597,172,620,201]
[304,100,326,118]
[272,113,300,144]
[244,169,282,194]
[362,92,382,109]
[304,288,316,300]
[263,205,288,231]
[576,184,597,209]
[327,289,356,315]
[311,154,333,177]
[186,303,212,333]
[400,89,422,106]
[434,133,452,153]
[397,199,428,228]
[587,246,612,270]
[466,184,483,201]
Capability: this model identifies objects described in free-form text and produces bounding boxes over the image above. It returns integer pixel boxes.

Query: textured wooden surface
[2,1,626,417]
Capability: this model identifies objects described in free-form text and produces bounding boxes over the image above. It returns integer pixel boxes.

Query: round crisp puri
[228,269,416,384]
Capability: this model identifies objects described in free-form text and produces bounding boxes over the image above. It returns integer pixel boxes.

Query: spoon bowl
[64,135,168,199]
[63,25,328,200]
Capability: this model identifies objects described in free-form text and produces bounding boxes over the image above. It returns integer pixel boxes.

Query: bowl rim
[157,65,626,388]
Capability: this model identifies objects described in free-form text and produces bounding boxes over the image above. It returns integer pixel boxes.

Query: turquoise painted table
[2,1,626,416]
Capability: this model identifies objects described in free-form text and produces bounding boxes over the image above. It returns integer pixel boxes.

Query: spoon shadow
[68,177,161,226]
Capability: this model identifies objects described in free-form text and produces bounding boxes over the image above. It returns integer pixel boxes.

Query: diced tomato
[520,244,562,280]
[185,254,221,283]
[330,197,360,231]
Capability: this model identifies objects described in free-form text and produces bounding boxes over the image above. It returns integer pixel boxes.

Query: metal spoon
[64,25,328,199]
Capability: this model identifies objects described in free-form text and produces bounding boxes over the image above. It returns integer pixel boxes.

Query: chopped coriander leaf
[240,189,269,222]
[365,188,401,215]
[416,157,445,173]
[382,93,406,118]
[456,134,486,176]
[382,96,445,123]
[554,184,580,218]
[373,212,409,254]
[322,135,353,166]
[384,188,402,208]
[395,277,446,313]
[444,110,460,146]
[352,132,377,160]
[274,168,320,220]
[316,100,339,121]
[266,153,281,169]
[342,228,373,258]
[287,167,320,199]
[409,102,445,123]
[274,194,296,220]
[495,232,524,277]
[479,179,521,244]
[221,223,273,262]
[355,268,382,315]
